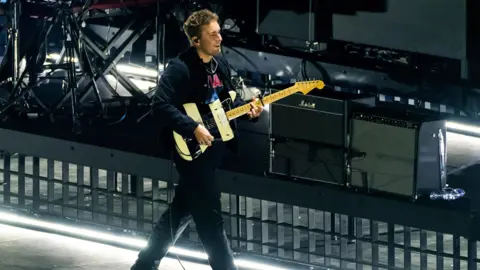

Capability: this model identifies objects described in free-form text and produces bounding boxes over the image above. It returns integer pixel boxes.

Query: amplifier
[269,90,375,185]
[349,108,447,199]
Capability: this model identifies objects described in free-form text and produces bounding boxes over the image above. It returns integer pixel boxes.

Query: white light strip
[46,53,78,63]
[128,78,156,92]
[116,64,159,78]
[47,54,161,79]
[446,121,480,135]
[0,211,288,270]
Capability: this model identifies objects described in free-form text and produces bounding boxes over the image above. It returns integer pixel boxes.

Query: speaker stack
[269,91,447,200]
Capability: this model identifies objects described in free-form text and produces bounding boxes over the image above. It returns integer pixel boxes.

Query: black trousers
[135,143,237,270]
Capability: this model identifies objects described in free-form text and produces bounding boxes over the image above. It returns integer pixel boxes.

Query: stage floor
[0,224,212,270]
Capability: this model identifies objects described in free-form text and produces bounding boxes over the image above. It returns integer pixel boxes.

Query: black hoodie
[151,47,252,155]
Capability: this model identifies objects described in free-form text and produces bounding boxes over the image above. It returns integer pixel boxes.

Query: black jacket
[151,47,251,153]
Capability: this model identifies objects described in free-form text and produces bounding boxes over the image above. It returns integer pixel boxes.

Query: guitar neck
[226,85,297,120]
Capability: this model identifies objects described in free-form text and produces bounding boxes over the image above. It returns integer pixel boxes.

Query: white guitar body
[172,80,325,161]
[173,91,237,161]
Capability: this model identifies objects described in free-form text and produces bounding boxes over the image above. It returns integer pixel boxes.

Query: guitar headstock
[294,80,325,95]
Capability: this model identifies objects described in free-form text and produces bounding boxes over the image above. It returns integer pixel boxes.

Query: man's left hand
[247,98,264,119]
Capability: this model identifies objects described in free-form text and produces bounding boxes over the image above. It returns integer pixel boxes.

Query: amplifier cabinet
[349,110,447,199]
[269,139,346,185]
[269,91,373,185]
[270,92,347,144]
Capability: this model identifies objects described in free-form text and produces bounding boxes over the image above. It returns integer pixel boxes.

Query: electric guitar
[173,80,325,161]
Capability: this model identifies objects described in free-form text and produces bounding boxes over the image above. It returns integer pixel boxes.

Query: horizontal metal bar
[218,170,474,238]
[0,128,171,180]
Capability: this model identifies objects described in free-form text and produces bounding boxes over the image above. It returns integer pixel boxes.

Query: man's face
[195,20,222,56]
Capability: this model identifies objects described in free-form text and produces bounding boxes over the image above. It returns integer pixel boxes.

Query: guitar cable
[168,151,187,270]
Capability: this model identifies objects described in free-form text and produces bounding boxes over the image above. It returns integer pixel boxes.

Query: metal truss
[55,18,153,109]
[0,4,154,126]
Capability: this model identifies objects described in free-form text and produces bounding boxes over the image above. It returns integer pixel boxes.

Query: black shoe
[130,260,159,270]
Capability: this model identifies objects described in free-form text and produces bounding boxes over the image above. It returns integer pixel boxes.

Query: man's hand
[247,98,264,119]
[194,125,214,146]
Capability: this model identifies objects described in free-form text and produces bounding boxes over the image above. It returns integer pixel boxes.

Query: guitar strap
[213,57,242,154]
[215,57,236,96]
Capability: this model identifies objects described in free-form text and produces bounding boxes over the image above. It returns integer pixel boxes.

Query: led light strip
[47,54,161,78]
[0,211,288,270]
[446,121,480,135]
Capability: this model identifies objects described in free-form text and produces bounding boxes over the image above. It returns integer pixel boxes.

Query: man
[131,9,263,270]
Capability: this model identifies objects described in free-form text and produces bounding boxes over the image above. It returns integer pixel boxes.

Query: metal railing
[0,153,478,270]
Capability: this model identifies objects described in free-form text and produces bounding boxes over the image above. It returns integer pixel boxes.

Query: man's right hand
[194,125,214,146]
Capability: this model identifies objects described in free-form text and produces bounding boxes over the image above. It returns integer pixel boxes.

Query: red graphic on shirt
[208,74,223,88]
[206,74,224,104]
